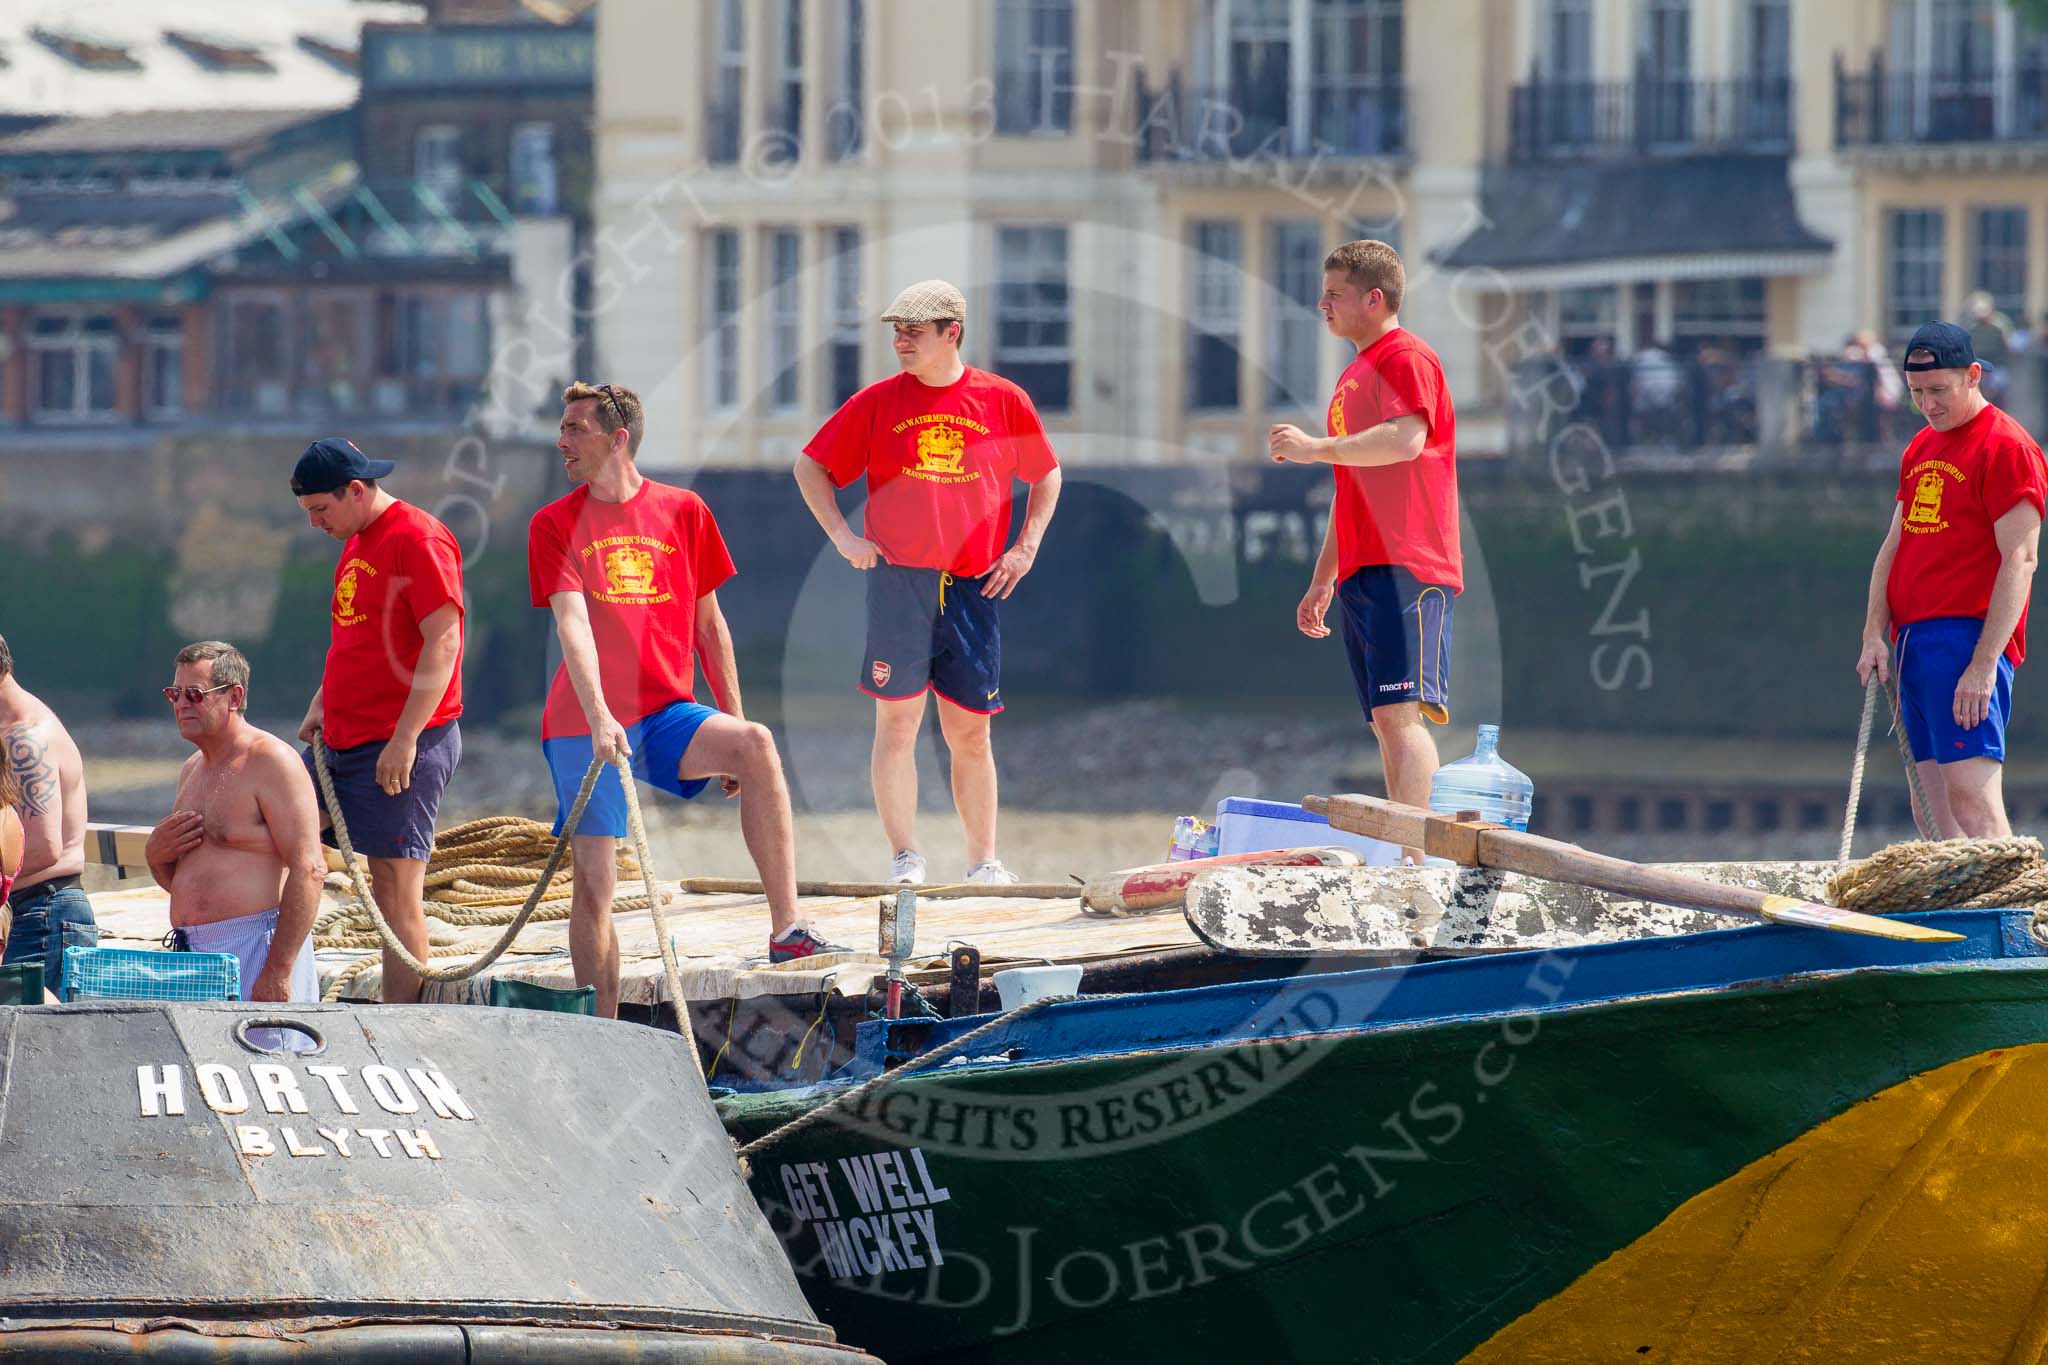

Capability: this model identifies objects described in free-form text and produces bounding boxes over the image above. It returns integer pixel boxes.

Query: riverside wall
[0,434,1919,745]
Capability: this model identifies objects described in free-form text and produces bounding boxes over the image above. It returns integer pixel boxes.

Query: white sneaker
[966,859,1020,886]
[889,849,927,885]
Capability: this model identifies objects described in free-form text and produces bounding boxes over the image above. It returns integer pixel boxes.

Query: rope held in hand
[1839,674,1936,861]
[310,730,702,1074]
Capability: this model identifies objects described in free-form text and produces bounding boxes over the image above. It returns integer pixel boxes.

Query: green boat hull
[722,960,2048,1363]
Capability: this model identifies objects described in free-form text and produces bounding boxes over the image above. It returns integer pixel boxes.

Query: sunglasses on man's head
[595,383,626,428]
[164,683,235,705]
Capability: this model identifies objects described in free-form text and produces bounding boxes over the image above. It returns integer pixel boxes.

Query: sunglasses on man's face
[164,683,235,705]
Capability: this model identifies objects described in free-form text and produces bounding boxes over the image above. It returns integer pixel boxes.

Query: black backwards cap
[1902,321,1977,372]
[291,437,395,495]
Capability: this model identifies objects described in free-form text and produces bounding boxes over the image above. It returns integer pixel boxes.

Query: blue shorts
[303,721,461,863]
[862,563,1002,713]
[1895,616,2014,763]
[1336,566,1454,723]
[542,700,720,839]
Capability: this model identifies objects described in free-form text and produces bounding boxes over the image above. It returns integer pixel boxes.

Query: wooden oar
[1302,794,1964,944]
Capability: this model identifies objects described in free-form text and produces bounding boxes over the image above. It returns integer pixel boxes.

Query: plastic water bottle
[1429,724,1534,831]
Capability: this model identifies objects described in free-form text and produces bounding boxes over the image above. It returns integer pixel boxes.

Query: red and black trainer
[769,922,851,964]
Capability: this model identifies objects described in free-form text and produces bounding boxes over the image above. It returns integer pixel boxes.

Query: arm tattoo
[4,724,58,818]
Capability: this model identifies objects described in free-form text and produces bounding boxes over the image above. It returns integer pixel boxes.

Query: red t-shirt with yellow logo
[1327,328,1462,591]
[803,367,1059,576]
[1888,403,2047,665]
[526,480,736,739]
[320,500,465,750]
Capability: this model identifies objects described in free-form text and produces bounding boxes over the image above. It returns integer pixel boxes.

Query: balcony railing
[1134,77,1407,162]
[1507,352,2048,459]
[1835,58,2048,148]
[1509,75,1794,160]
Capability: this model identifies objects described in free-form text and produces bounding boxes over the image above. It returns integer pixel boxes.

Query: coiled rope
[1832,678,2048,947]
[309,731,702,1074]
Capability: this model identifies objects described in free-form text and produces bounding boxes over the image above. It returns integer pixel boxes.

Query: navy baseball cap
[290,437,394,495]
[1902,321,1977,371]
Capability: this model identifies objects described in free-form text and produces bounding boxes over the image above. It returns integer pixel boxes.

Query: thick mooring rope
[309,732,702,1072]
[1831,677,2048,944]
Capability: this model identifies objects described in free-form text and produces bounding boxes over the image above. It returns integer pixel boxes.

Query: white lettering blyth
[778,1146,953,1280]
[136,1061,475,1161]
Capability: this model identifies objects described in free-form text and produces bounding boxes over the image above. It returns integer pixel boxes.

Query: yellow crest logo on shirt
[913,423,967,477]
[1902,459,1964,535]
[603,545,657,596]
[332,562,371,627]
[1907,470,1945,525]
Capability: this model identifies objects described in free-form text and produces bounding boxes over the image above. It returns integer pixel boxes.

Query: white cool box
[1213,797,1401,865]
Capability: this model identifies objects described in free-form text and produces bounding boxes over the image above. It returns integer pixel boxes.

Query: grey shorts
[302,721,461,863]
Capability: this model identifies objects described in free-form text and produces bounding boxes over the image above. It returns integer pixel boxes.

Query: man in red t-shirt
[290,438,465,1004]
[796,280,1063,888]
[533,383,838,1015]
[1271,240,1460,862]
[1857,321,2046,838]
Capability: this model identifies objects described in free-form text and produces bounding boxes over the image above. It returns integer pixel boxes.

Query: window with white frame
[143,315,184,419]
[706,229,741,410]
[1931,0,1996,74]
[1887,209,1947,342]
[766,0,804,160]
[993,224,1072,412]
[1189,220,1243,412]
[708,0,744,164]
[1556,285,1620,360]
[827,226,863,406]
[828,0,864,160]
[1268,220,1323,409]
[1746,0,1791,77]
[509,122,558,215]
[765,229,802,413]
[28,313,118,422]
[1309,1,1402,154]
[225,296,289,414]
[414,125,463,199]
[1194,1,1405,156]
[1546,0,1593,77]
[1974,206,2028,321]
[994,0,1075,134]
[1641,0,1692,76]
[1671,277,1767,354]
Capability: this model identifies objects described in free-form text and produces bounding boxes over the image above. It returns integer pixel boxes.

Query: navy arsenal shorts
[1336,565,1453,723]
[861,563,1002,713]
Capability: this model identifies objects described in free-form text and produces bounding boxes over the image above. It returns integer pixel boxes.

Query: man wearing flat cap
[796,279,1063,887]
[1858,321,2048,837]
[290,437,466,1001]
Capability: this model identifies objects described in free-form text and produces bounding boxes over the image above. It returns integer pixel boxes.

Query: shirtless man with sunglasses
[145,641,325,1004]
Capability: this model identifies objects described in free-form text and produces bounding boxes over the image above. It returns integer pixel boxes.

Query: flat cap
[880,279,967,326]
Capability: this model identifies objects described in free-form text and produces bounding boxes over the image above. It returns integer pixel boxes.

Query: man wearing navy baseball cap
[1858,321,2048,837]
[290,437,466,1003]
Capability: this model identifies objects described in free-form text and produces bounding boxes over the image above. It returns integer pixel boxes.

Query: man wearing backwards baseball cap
[290,438,466,1003]
[1858,321,2047,837]
[796,279,1063,886]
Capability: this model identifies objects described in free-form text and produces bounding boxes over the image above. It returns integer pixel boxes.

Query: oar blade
[1758,895,1964,942]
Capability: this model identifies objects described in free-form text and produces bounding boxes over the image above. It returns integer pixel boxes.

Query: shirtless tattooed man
[0,633,92,995]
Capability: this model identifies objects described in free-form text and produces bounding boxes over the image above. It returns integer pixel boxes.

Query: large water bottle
[1429,724,1535,831]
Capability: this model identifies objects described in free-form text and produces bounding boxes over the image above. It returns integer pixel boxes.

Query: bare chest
[177,761,269,852]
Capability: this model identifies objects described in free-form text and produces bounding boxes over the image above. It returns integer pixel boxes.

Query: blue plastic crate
[61,945,240,1003]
